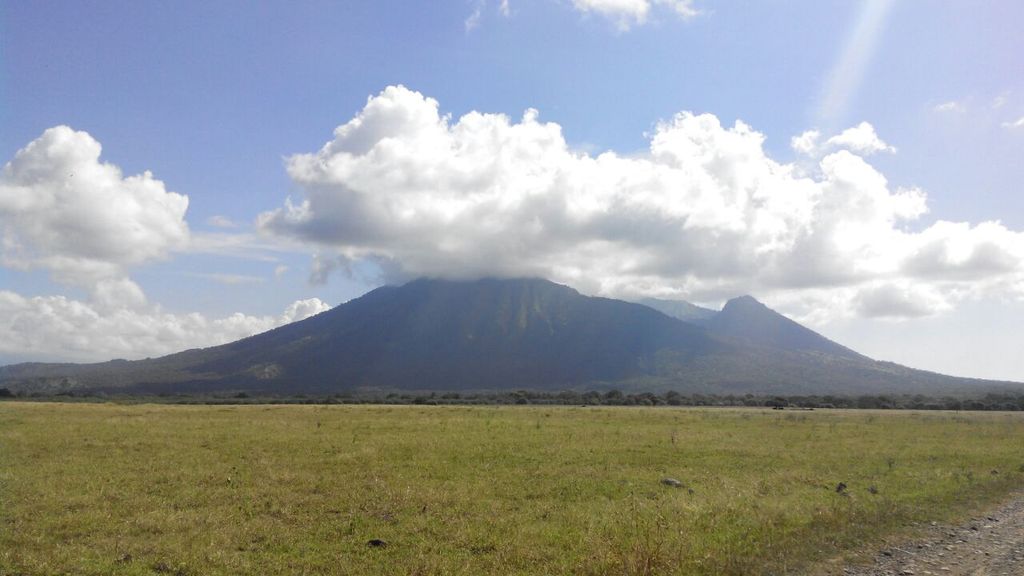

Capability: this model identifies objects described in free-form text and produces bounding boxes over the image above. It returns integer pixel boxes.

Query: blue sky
[2,1,1023,381]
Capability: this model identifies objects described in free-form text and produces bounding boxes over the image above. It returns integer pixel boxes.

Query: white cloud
[261,86,1024,320]
[0,291,330,363]
[280,297,332,323]
[499,0,510,17]
[654,0,700,19]
[825,121,895,155]
[790,129,821,156]
[572,0,649,28]
[465,1,484,31]
[206,215,237,228]
[932,100,964,113]
[1003,116,1024,129]
[792,122,894,157]
[570,0,700,29]
[0,126,189,300]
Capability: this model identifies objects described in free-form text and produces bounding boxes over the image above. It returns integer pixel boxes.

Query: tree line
[5,386,1024,411]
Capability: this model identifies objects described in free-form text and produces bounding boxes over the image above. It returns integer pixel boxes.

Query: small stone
[367,539,388,548]
[661,477,683,488]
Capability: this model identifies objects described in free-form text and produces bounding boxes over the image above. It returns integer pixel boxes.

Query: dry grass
[1,402,1023,574]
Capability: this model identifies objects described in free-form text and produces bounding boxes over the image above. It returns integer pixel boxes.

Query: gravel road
[824,492,1024,576]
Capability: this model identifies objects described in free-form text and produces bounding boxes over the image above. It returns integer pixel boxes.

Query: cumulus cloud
[790,130,821,156]
[0,291,331,363]
[825,121,895,155]
[0,127,336,363]
[792,122,894,157]
[259,86,1024,320]
[0,126,189,303]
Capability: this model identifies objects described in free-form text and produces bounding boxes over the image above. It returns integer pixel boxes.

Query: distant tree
[603,389,623,404]
[665,390,682,406]
[0,388,12,398]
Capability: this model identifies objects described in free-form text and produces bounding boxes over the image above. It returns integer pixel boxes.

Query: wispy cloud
[570,0,702,30]
[188,272,267,286]
[465,0,484,31]
[932,101,965,113]
[1002,116,1024,129]
[206,215,237,228]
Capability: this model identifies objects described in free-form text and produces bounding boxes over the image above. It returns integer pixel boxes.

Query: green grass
[1,403,1023,575]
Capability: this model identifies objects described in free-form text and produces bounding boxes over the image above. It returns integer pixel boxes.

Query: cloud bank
[0,292,330,363]
[261,85,1024,320]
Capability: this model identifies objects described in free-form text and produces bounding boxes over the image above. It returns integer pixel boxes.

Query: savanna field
[2,403,1023,575]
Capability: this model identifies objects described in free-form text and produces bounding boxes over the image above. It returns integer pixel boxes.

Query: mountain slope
[0,278,1018,396]
[636,297,717,323]
[182,277,724,392]
[702,295,864,359]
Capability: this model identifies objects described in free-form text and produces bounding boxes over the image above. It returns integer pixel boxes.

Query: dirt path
[823,492,1024,576]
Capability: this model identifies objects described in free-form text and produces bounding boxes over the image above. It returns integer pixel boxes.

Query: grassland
[1,403,1023,575]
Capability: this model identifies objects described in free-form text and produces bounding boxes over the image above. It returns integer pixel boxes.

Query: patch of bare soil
[820,492,1024,576]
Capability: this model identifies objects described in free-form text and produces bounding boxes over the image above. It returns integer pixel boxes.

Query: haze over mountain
[1,278,1019,397]
[635,298,717,324]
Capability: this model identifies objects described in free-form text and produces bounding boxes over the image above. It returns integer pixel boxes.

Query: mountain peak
[722,295,764,310]
[709,295,863,359]
[0,276,1015,396]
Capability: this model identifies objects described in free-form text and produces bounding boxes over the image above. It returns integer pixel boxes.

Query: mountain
[700,295,862,359]
[1,277,1019,396]
[636,297,717,323]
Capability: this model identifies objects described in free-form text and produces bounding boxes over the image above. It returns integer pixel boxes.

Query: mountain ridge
[0,277,1019,396]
